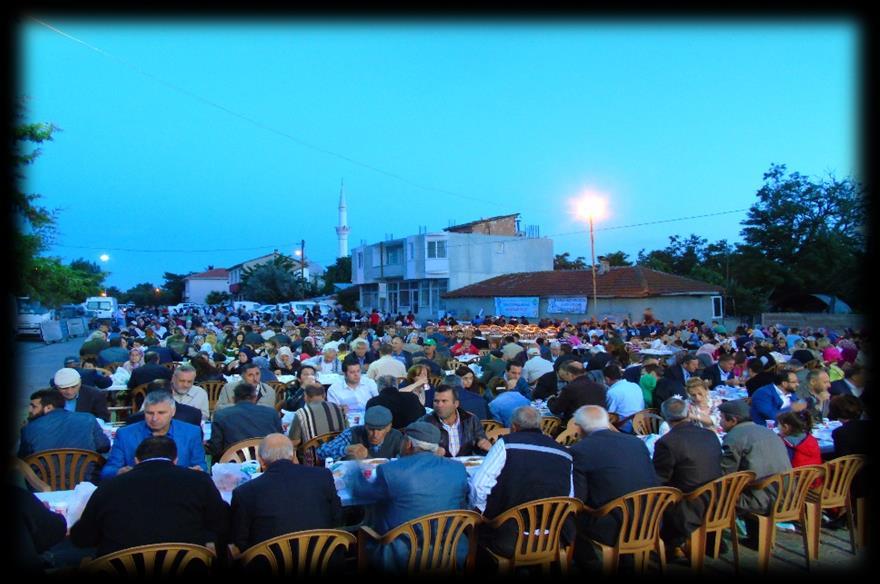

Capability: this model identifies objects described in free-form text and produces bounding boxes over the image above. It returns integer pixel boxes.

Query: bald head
[573,405,610,434]
[257,433,296,466]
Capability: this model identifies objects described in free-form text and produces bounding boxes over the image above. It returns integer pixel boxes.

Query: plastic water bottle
[324,457,334,469]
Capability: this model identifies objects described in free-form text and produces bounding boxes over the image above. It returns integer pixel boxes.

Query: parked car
[16,297,55,337]
[232,300,261,312]
[171,302,202,314]
[84,296,118,320]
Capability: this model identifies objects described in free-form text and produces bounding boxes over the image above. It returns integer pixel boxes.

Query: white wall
[185,279,229,304]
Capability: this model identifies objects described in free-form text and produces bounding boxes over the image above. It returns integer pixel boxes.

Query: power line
[29,17,501,206]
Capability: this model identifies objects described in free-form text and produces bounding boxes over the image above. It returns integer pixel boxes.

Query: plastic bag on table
[211,462,248,495]
[66,481,98,528]
[110,366,131,386]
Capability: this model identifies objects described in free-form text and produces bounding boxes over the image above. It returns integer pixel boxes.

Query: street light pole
[589,215,597,319]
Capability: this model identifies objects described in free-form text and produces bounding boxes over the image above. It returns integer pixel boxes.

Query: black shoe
[738,537,759,550]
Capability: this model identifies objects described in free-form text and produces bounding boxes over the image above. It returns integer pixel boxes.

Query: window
[386,246,402,265]
[408,242,414,260]
[372,248,381,267]
[712,296,724,319]
[427,239,447,259]
[495,242,505,254]
[357,252,363,269]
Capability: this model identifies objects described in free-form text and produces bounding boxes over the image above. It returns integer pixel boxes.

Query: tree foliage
[20,257,107,306]
[240,254,317,303]
[161,272,191,304]
[205,291,232,305]
[321,256,352,294]
[603,251,632,267]
[125,283,165,307]
[553,252,587,270]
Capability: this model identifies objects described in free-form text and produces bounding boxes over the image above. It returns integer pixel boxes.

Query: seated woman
[121,347,144,373]
[191,354,225,382]
[270,346,301,377]
[298,340,317,362]
[399,364,433,406]
[456,365,486,398]
[685,377,722,432]
[225,347,256,375]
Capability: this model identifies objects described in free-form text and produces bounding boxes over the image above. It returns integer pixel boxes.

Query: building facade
[351,215,553,319]
[183,269,229,304]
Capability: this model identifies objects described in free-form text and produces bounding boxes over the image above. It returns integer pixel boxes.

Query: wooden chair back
[753,465,825,524]
[127,382,151,415]
[200,381,226,413]
[631,409,663,436]
[555,425,581,447]
[82,543,216,576]
[582,486,682,574]
[479,349,490,357]
[481,419,503,435]
[266,380,288,399]
[682,471,756,573]
[23,449,105,491]
[234,529,355,575]
[485,427,511,445]
[13,457,52,492]
[297,432,341,466]
[428,375,443,388]
[540,416,562,437]
[219,438,263,464]
[484,496,582,567]
[816,454,865,508]
[357,510,482,574]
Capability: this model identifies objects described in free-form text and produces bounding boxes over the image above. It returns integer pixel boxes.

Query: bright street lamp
[572,191,608,319]
[99,254,110,262]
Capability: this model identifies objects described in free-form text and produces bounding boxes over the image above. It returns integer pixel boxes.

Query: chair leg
[633,551,645,574]
[731,526,742,576]
[755,516,773,575]
[804,501,820,561]
[800,511,812,571]
[558,545,571,577]
[712,528,722,559]
[855,497,866,551]
[688,528,705,573]
[656,539,667,574]
[600,546,618,576]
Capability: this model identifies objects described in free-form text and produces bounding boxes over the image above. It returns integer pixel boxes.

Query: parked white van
[232,300,261,312]
[85,296,118,320]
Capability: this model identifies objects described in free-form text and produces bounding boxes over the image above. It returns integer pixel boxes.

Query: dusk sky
[20,18,858,291]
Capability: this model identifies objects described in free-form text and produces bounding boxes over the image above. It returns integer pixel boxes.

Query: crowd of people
[13,301,870,574]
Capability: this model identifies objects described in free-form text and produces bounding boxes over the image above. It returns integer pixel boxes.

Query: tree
[205,291,231,305]
[126,283,164,307]
[161,272,191,304]
[104,286,126,301]
[603,251,632,267]
[335,286,359,311]
[321,256,352,294]
[554,252,588,270]
[20,257,107,306]
[737,164,866,311]
[240,255,315,303]
[13,110,61,297]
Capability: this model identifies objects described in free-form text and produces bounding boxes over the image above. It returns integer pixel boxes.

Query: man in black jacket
[569,405,659,569]
[127,351,173,389]
[70,436,230,558]
[50,356,113,389]
[52,368,110,422]
[653,352,700,409]
[209,383,282,458]
[700,353,741,390]
[653,397,722,552]
[420,386,491,457]
[366,375,426,429]
[547,361,606,423]
[230,433,343,552]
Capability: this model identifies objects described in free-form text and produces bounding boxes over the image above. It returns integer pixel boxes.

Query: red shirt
[451,342,480,356]
[782,434,823,487]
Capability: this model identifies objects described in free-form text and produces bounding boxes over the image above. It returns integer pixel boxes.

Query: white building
[351,214,553,319]
[183,269,229,304]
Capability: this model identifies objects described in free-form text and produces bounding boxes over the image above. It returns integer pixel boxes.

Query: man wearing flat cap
[52,367,110,422]
[718,399,791,548]
[50,356,113,390]
[317,405,403,461]
[352,421,470,572]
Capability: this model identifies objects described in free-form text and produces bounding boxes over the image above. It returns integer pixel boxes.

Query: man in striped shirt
[288,383,348,453]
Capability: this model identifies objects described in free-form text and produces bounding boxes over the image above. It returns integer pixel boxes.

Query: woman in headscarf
[224,346,255,375]
[270,345,301,377]
[121,347,145,373]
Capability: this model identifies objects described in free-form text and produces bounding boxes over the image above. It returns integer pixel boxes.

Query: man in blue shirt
[488,387,530,427]
[603,363,646,433]
[18,389,111,458]
[101,391,207,480]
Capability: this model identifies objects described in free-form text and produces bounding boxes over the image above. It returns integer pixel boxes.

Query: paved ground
[12,335,870,574]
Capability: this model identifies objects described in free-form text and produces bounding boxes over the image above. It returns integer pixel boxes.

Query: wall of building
[443,294,719,324]
[448,215,519,236]
[184,279,229,304]
[446,233,553,291]
[761,313,865,331]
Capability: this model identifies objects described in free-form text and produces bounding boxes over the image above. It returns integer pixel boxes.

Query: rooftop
[185,268,229,280]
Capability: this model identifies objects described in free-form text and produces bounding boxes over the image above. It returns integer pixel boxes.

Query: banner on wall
[494,296,539,318]
[547,297,588,314]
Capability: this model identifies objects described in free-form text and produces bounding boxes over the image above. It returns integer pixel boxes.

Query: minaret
[335,179,350,258]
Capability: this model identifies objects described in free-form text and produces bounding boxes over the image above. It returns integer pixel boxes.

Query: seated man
[547,361,607,423]
[209,383,282,459]
[18,389,110,458]
[126,381,203,429]
[749,369,807,427]
[350,422,469,573]
[569,405,659,569]
[215,362,277,411]
[316,406,403,461]
[420,385,492,458]
[326,362,379,418]
[653,397,722,554]
[52,368,110,423]
[487,384,530,428]
[470,406,574,558]
[71,436,229,559]
[101,391,208,480]
[231,434,342,552]
[603,363,645,433]
[288,383,348,450]
[366,375,426,430]
[51,356,112,389]
[127,350,173,389]
[718,399,791,547]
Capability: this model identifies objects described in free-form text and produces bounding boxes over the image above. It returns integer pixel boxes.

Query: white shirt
[366,355,408,380]
[441,413,462,458]
[775,385,792,409]
[172,385,210,421]
[521,355,554,385]
[326,377,379,413]
[469,436,575,513]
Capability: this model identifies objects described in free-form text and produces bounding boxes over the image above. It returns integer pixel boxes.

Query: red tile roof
[186,268,229,280]
[442,266,724,299]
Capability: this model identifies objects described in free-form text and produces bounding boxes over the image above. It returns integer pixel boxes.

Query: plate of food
[462,457,484,467]
[363,458,390,465]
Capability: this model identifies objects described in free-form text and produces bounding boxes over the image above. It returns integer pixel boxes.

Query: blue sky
[19,19,858,291]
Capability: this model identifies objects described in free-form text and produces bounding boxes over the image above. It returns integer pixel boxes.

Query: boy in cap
[316,405,403,461]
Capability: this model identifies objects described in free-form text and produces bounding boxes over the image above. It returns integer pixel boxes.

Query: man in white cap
[521,346,554,388]
[53,367,110,422]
